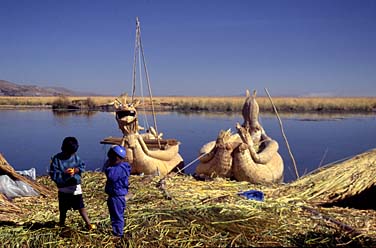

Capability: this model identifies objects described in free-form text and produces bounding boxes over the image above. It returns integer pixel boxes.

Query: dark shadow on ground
[23,220,57,230]
[289,231,376,247]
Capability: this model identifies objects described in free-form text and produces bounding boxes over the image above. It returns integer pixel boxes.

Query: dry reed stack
[0,153,52,222]
[1,150,376,246]
[0,193,22,222]
[0,153,51,197]
[273,148,376,207]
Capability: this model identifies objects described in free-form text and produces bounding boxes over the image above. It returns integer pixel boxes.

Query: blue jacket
[104,162,131,196]
[49,153,85,188]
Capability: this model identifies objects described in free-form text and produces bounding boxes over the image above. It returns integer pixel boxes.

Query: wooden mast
[132,17,161,147]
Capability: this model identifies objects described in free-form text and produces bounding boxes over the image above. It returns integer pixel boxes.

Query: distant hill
[0,80,95,96]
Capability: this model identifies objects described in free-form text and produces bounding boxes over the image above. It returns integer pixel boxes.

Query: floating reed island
[1,149,376,247]
[1,95,376,113]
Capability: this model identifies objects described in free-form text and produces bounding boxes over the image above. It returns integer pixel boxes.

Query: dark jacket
[104,162,131,196]
[49,153,85,188]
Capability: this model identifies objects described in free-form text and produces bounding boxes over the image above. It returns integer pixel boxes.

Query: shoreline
[1,104,375,115]
[0,95,376,114]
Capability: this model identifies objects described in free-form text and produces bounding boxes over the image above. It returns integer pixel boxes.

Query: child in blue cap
[49,136,96,230]
[103,145,131,238]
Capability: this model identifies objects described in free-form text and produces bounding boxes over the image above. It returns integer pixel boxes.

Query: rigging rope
[134,17,161,147]
[138,36,150,130]
[177,152,209,174]
[131,18,139,102]
[139,30,159,141]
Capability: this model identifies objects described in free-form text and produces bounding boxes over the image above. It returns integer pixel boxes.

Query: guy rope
[131,17,160,148]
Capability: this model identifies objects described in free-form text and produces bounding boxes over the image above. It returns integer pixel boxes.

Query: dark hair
[61,137,79,154]
[107,147,121,160]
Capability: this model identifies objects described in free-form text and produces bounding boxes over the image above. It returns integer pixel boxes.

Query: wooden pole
[136,17,161,148]
[264,88,299,180]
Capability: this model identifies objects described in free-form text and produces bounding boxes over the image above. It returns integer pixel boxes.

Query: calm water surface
[0,109,375,182]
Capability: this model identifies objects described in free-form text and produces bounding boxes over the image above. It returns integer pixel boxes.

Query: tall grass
[152,96,376,113]
[1,96,376,113]
[0,96,114,108]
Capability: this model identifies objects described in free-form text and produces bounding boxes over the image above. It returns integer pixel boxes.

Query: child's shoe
[112,236,122,243]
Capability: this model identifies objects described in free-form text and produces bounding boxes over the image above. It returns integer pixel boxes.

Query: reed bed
[1,96,376,113]
[154,96,376,113]
[0,96,114,108]
[2,148,376,247]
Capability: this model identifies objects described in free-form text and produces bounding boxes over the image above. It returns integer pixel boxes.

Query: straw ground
[1,147,376,248]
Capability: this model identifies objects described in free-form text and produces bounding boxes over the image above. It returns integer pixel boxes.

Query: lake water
[0,109,375,182]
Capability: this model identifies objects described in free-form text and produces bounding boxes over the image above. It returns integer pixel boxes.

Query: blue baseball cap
[111,145,126,158]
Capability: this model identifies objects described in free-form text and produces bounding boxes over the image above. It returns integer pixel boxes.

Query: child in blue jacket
[104,145,131,237]
[50,136,95,230]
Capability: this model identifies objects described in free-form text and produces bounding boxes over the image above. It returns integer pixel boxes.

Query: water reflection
[201,111,373,119]
[161,110,375,120]
[267,112,376,121]
[52,109,98,118]
[174,111,239,118]
[51,108,376,121]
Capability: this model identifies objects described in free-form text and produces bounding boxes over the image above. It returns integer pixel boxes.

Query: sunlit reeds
[1,95,376,113]
[0,96,114,108]
[151,96,376,113]
[1,169,376,247]
[2,149,376,247]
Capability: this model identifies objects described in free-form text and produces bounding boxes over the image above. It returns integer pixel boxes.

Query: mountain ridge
[0,80,97,96]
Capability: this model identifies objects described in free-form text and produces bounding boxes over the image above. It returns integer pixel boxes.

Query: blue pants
[107,196,126,237]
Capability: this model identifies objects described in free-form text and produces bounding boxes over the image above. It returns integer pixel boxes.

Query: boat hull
[101,135,183,176]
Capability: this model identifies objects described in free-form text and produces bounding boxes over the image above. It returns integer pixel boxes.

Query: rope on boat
[138,32,150,130]
[132,17,161,147]
[131,18,139,102]
[177,152,209,173]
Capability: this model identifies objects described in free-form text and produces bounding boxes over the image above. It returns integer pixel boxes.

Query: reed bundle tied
[1,149,376,247]
[274,148,376,205]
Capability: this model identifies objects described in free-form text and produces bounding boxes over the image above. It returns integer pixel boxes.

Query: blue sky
[1,0,375,96]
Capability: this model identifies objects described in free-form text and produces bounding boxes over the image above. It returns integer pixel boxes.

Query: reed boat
[195,90,284,183]
[101,18,183,176]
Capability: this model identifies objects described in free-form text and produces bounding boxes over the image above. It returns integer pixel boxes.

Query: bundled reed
[0,153,51,197]
[274,149,376,205]
[0,193,22,222]
[1,150,376,247]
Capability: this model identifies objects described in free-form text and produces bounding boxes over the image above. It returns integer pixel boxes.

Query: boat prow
[101,134,184,176]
